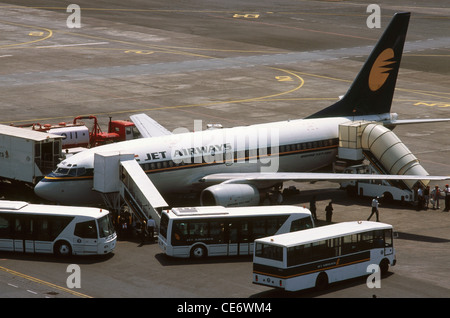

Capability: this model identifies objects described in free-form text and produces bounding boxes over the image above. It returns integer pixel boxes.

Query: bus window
[209,221,225,243]
[240,221,250,243]
[14,218,22,235]
[186,221,208,243]
[35,218,51,241]
[266,218,279,236]
[74,220,98,239]
[252,219,266,240]
[255,243,283,261]
[290,217,313,232]
[172,221,188,245]
[227,222,239,243]
[373,230,385,248]
[0,215,11,238]
[287,245,303,267]
[159,213,169,240]
[384,229,393,247]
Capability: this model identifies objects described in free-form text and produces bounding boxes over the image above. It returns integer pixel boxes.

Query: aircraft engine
[200,184,260,207]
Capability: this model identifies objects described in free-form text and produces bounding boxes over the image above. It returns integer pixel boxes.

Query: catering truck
[0,124,63,184]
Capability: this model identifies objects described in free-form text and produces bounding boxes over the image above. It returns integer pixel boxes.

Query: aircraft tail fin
[307,12,410,119]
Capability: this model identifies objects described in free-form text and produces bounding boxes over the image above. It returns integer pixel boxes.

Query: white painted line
[8,283,18,288]
[27,289,38,295]
[36,42,109,48]
[0,55,12,58]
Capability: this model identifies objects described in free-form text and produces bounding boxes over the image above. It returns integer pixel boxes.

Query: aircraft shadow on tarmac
[395,232,450,243]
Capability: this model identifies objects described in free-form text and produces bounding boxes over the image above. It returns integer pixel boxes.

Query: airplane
[34,12,450,207]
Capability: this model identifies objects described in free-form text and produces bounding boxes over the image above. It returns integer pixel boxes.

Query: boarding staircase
[92,152,168,229]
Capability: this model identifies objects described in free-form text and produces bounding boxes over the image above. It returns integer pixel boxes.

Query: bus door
[238,221,251,255]
[226,221,251,256]
[23,218,36,253]
[384,229,394,255]
[226,221,239,256]
[12,217,35,253]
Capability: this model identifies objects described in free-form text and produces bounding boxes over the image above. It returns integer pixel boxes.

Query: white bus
[158,205,314,258]
[0,200,117,256]
[253,221,396,291]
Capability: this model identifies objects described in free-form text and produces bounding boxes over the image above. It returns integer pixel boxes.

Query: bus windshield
[98,215,115,238]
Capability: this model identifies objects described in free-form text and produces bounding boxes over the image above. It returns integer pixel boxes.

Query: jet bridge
[338,121,430,192]
[92,152,168,228]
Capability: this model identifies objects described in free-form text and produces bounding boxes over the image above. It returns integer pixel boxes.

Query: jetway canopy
[338,121,430,189]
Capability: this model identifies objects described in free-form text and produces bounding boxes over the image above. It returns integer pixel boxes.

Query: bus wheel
[54,241,72,257]
[379,259,389,275]
[190,245,207,259]
[315,272,328,291]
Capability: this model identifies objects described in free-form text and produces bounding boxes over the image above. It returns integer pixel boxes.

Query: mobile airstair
[92,152,168,228]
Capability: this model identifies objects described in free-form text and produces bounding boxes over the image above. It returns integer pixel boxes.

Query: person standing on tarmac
[309,195,318,222]
[368,197,379,222]
[325,201,333,223]
[444,184,450,212]
[432,185,441,210]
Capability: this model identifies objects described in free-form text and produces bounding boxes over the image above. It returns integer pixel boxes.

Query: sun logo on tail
[368,48,396,92]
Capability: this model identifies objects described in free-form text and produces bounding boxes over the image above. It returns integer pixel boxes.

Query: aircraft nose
[34,179,57,202]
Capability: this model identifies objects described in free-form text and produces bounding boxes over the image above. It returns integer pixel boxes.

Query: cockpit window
[54,167,86,177]
[54,167,70,175]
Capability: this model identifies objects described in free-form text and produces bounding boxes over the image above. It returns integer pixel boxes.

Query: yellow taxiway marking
[0,265,92,298]
[0,20,53,48]
[2,67,305,125]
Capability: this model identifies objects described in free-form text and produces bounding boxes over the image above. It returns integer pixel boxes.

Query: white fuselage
[34,114,391,205]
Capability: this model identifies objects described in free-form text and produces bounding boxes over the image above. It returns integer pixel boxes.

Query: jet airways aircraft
[34,12,450,207]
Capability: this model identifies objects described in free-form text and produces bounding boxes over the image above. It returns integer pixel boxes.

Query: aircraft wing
[384,118,450,126]
[130,113,172,138]
[200,172,450,184]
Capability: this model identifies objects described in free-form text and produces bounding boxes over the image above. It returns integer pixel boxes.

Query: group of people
[116,210,156,243]
[309,196,334,223]
[308,183,450,225]
[416,184,450,211]
[310,195,379,224]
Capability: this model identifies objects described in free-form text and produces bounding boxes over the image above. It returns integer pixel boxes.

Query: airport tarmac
[0,0,449,300]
